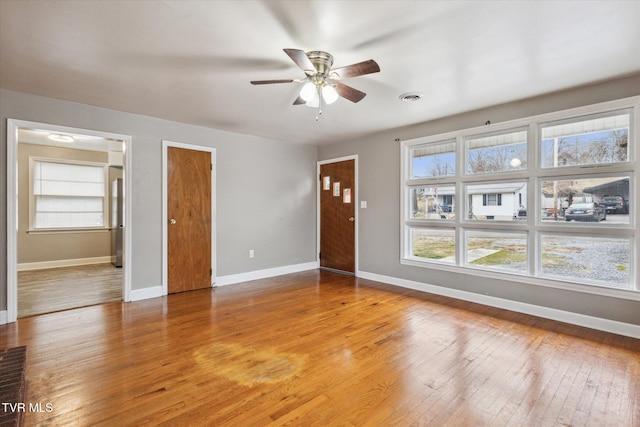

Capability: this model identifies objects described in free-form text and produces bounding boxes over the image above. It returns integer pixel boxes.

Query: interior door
[320,159,355,273]
[167,146,212,293]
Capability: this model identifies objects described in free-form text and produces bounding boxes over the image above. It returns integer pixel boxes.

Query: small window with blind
[29,158,108,231]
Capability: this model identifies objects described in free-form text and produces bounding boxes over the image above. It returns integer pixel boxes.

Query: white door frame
[6,119,133,323]
[317,155,359,274]
[161,140,217,294]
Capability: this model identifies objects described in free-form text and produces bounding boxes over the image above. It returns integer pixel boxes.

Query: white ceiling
[18,128,123,153]
[1,1,639,146]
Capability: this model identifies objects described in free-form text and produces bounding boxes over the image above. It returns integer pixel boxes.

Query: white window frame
[29,157,110,232]
[401,96,639,300]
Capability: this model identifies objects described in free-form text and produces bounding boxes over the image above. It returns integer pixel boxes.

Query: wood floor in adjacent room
[18,263,122,318]
[1,270,638,426]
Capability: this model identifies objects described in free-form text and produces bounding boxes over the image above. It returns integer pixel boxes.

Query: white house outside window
[401,98,637,296]
[30,158,108,230]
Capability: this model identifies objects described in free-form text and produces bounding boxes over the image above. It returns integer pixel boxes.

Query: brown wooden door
[167,146,212,293]
[320,159,355,273]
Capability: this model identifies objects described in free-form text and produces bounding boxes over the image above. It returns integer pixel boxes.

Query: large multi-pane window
[402,98,637,294]
[30,158,108,230]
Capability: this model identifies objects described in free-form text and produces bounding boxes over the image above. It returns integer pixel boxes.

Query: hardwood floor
[18,263,122,318]
[1,270,638,426]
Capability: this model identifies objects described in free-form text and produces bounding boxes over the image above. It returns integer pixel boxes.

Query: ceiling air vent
[399,92,423,102]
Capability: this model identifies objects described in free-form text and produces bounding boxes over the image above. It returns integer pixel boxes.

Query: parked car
[600,195,629,214]
[565,202,606,222]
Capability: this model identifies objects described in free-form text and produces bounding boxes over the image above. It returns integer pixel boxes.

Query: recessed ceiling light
[48,134,74,143]
[399,92,424,102]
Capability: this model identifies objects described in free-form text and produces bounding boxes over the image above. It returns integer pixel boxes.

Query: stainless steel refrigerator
[111,178,123,267]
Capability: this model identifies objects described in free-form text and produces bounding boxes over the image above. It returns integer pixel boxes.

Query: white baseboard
[0,310,7,325]
[126,262,318,303]
[215,261,319,287]
[18,256,112,271]
[130,285,163,302]
[357,270,640,339]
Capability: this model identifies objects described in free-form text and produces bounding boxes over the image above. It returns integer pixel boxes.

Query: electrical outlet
[249,249,254,258]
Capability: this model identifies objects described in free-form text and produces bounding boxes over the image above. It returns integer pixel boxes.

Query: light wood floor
[18,263,122,318]
[1,270,638,426]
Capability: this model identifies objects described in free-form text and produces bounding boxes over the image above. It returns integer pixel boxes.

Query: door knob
[170,218,177,225]
[349,217,355,222]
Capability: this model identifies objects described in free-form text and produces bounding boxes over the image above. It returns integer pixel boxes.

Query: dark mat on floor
[0,346,27,427]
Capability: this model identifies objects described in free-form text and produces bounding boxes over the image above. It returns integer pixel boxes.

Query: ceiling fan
[251,49,380,117]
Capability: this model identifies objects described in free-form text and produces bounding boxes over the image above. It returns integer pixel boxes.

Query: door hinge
[210,268,212,276]
[211,163,213,171]
[318,252,321,259]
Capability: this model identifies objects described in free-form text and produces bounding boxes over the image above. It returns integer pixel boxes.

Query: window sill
[27,227,110,235]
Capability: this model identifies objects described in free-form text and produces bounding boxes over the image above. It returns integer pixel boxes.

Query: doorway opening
[7,119,132,321]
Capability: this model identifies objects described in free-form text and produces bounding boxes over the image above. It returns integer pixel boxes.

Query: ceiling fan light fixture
[322,84,339,104]
[251,48,380,116]
[299,81,317,102]
[306,92,320,108]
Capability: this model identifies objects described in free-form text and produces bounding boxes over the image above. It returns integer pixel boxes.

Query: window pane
[35,212,104,228]
[541,112,629,168]
[32,159,106,229]
[410,141,455,178]
[36,196,103,213]
[411,228,455,263]
[540,177,629,224]
[36,180,104,197]
[466,182,527,221]
[540,235,631,289]
[34,196,105,228]
[34,161,105,196]
[466,130,527,175]
[37,161,103,182]
[465,231,527,272]
[410,186,455,219]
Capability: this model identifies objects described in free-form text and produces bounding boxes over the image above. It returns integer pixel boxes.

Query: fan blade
[334,82,367,103]
[293,96,306,105]
[250,79,295,85]
[283,48,316,73]
[331,59,380,79]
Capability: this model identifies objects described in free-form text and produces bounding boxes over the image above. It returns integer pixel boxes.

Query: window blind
[32,160,106,229]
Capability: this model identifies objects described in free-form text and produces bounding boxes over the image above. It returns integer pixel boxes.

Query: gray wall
[2,75,639,326]
[0,89,318,306]
[17,143,111,264]
[318,74,640,325]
